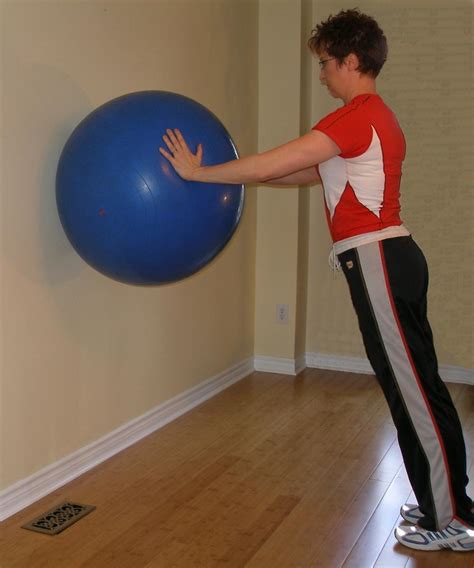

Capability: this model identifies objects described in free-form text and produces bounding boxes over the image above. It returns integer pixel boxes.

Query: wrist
[191,166,206,182]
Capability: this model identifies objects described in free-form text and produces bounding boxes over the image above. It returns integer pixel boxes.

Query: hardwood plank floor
[0,369,473,567]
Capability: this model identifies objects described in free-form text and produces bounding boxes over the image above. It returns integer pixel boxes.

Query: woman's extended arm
[263,166,321,186]
[159,128,338,185]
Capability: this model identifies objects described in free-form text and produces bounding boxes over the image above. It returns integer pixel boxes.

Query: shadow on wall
[2,60,249,358]
[3,61,93,285]
[5,61,246,289]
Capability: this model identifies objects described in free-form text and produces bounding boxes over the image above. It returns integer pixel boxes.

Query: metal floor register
[22,502,96,535]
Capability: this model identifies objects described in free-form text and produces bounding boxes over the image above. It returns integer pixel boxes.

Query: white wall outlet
[276,304,289,325]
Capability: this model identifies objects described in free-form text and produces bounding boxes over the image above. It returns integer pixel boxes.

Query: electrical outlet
[276,304,289,325]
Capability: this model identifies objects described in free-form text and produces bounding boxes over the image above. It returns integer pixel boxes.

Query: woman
[160,9,473,552]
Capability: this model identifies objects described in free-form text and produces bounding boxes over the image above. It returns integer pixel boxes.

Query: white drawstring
[328,246,341,274]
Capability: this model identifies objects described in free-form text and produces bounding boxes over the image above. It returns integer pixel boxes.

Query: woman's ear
[346,52,360,71]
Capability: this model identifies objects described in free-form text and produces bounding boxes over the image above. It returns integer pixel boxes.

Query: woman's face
[317,51,349,100]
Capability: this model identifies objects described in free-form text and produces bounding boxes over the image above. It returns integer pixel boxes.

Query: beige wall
[254,0,313,364]
[255,0,473,369]
[305,0,473,368]
[0,0,258,491]
[254,0,303,360]
[294,0,316,358]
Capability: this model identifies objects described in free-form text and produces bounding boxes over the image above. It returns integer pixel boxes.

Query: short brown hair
[308,8,388,78]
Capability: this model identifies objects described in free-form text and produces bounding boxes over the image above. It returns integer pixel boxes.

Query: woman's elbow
[254,165,279,183]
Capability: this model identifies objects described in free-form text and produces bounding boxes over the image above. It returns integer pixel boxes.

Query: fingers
[163,128,192,152]
[160,134,174,155]
[160,129,201,167]
[165,128,180,149]
[174,129,190,152]
[159,147,174,162]
[164,128,186,152]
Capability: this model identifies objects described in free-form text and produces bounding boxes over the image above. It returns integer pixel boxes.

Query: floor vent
[22,502,96,535]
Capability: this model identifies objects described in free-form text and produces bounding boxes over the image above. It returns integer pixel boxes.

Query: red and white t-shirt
[314,94,409,253]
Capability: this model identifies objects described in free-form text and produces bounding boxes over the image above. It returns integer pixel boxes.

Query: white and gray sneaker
[400,503,424,524]
[400,502,474,524]
[395,519,474,552]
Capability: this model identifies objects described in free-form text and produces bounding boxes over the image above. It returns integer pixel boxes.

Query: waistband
[333,225,411,256]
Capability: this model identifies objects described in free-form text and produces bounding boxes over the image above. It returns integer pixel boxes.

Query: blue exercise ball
[56,91,244,285]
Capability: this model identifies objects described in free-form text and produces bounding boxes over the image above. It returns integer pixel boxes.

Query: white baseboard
[0,357,254,522]
[253,353,372,377]
[253,351,473,386]
[306,352,374,375]
[295,353,306,375]
[438,364,474,385]
[254,354,306,376]
[305,352,474,385]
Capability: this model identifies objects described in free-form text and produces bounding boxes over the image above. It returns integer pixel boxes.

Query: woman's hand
[159,128,203,181]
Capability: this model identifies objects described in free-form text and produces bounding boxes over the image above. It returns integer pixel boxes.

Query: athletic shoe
[400,503,474,524]
[394,519,474,551]
[400,504,423,524]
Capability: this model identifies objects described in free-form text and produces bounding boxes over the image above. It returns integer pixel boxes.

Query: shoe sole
[395,521,474,552]
[395,531,474,551]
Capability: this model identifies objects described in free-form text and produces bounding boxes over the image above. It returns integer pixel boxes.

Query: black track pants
[338,236,473,530]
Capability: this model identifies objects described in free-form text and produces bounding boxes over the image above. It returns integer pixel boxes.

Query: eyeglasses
[318,57,336,69]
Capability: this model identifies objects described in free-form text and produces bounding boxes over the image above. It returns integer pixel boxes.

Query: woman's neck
[342,77,377,104]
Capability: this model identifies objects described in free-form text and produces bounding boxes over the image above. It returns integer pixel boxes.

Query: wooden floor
[1,369,473,568]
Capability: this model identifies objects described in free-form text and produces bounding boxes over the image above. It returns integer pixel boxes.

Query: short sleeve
[313,107,372,158]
